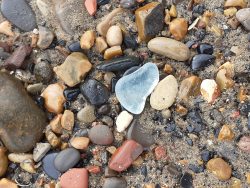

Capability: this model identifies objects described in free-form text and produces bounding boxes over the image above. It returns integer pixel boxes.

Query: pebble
[80,79,110,106]
[127,120,154,147]
[80,30,96,50]
[77,105,96,123]
[238,136,250,153]
[45,130,61,148]
[0,178,18,188]
[63,88,80,101]
[116,111,133,132]
[54,52,92,87]
[2,45,32,70]
[207,158,232,180]
[0,73,46,153]
[54,148,80,172]
[41,83,66,114]
[27,83,44,94]
[0,21,14,36]
[104,46,123,60]
[96,56,141,72]
[97,104,111,115]
[154,146,167,160]
[88,124,114,145]
[1,0,37,31]
[115,63,159,114]
[70,137,90,150]
[106,26,123,47]
[120,0,136,8]
[8,153,33,163]
[33,143,51,162]
[218,125,234,141]
[49,114,63,134]
[103,177,127,188]
[42,152,60,179]
[61,110,74,131]
[236,8,250,31]
[95,37,108,53]
[101,116,114,127]
[135,2,164,41]
[0,147,8,177]
[191,54,215,71]
[37,26,54,49]
[34,60,53,83]
[20,159,36,173]
[216,69,234,90]
[169,18,188,40]
[150,75,178,110]
[180,173,193,188]
[68,42,82,52]
[104,167,118,177]
[60,168,88,188]
[85,0,97,16]
[148,37,190,61]
[109,140,143,172]
[197,43,214,54]
[123,34,138,50]
[201,150,213,162]
[200,79,220,104]
[224,0,247,9]
[97,8,123,36]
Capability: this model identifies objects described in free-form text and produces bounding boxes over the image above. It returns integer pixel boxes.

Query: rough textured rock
[37,26,54,49]
[169,18,188,40]
[1,0,37,31]
[0,72,46,153]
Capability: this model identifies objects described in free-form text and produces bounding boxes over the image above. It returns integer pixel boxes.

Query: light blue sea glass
[115,63,159,114]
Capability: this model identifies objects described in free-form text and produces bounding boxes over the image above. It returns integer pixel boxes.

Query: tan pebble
[169,18,188,40]
[97,8,123,36]
[37,26,54,49]
[106,146,117,154]
[77,105,96,123]
[61,110,74,131]
[144,184,155,188]
[45,130,61,148]
[161,109,171,119]
[237,87,247,102]
[227,16,240,29]
[246,172,250,184]
[169,5,177,17]
[49,114,63,134]
[230,46,243,56]
[230,177,242,188]
[163,64,173,74]
[176,104,188,116]
[216,69,234,90]
[208,25,223,37]
[207,158,232,180]
[224,0,247,9]
[70,137,90,150]
[0,178,18,188]
[80,30,96,50]
[31,33,39,48]
[41,83,66,114]
[164,9,171,25]
[60,142,68,150]
[104,46,123,60]
[8,153,33,163]
[95,37,108,53]
[0,21,14,36]
[132,156,143,167]
[20,159,36,173]
[200,79,220,104]
[0,147,8,177]
[218,125,235,141]
[219,62,234,77]
[106,25,123,47]
[44,182,56,188]
[224,7,237,17]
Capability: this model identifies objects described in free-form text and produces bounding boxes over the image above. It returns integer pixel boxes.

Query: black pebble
[111,77,118,93]
[97,0,110,6]
[197,43,214,55]
[67,42,82,52]
[191,54,215,71]
[63,88,80,101]
[35,96,45,109]
[123,34,138,50]
[186,40,197,49]
[186,138,193,146]
[201,150,213,162]
[141,166,147,177]
[180,172,193,188]
[192,4,205,17]
[63,101,71,110]
[97,104,111,115]
[123,66,140,76]
[195,29,206,41]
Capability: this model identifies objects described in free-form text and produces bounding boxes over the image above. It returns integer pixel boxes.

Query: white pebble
[106,25,123,47]
[116,111,133,132]
[200,79,220,103]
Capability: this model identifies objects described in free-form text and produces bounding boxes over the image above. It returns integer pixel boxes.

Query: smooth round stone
[60,168,88,188]
[236,8,250,31]
[106,26,123,47]
[103,177,127,188]
[115,63,159,114]
[150,75,178,110]
[68,42,82,52]
[63,88,80,101]
[191,54,215,71]
[34,60,53,83]
[42,152,60,179]
[197,43,214,55]
[54,148,80,172]
[0,73,46,153]
[207,158,232,180]
[1,0,37,31]
[80,79,110,106]
[88,124,114,145]
[77,105,96,123]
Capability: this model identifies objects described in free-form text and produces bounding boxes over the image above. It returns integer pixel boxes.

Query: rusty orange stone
[84,0,97,16]
[109,140,143,172]
[60,168,88,188]
[154,146,167,160]
[86,165,101,174]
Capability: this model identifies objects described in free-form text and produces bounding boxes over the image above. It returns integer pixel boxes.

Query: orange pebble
[85,0,97,16]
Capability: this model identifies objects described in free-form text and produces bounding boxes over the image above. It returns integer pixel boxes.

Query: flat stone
[54,52,92,87]
[115,63,159,114]
[33,143,51,162]
[0,73,46,153]
[135,2,164,42]
[1,45,32,71]
[37,26,54,49]
[148,37,190,61]
[54,148,80,172]
[109,140,143,172]
[207,158,232,180]
[236,8,250,31]
[42,152,60,179]
[150,75,178,110]
[127,120,154,148]
[60,168,88,188]
[77,105,96,123]
[103,177,127,188]
[88,124,114,145]
[80,79,110,106]
[8,153,33,163]
[1,0,37,31]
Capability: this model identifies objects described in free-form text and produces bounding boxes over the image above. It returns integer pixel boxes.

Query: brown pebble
[80,30,96,50]
[61,110,74,131]
[163,64,173,74]
[70,137,90,150]
[218,125,234,141]
[45,130,61,148]
[169,5,177,17]
[95,37,108,53]
[0,147,8,177]
[224,0,247,9]
[207,158,232,180]
[49,114,63,134]
[0,178,18,188]
[169,18,188,40]
[104,46,123,60]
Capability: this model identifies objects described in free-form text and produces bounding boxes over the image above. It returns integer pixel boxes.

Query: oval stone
[148,37,190,61]
[42,152,60,179]
[88,124,114,145]
[0,73,46,153]
[191,54,215,71]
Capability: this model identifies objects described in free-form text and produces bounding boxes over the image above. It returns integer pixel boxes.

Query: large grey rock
[0,72,46,152]
[236,8,250,31]
[1,0,37,31]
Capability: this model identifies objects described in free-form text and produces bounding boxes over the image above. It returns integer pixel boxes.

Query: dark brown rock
[2,45,32,70]
[0,72,46,152]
